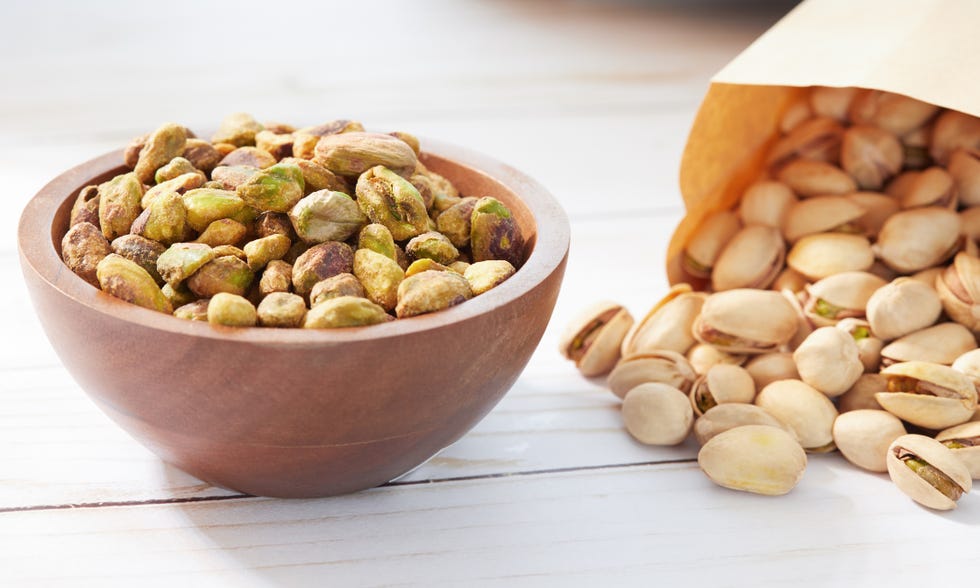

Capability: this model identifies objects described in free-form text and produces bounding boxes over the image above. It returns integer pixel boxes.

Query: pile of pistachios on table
[562,87,980,510]
[61,114,524,328]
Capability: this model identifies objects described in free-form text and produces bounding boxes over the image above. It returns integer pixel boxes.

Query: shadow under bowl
[17,139,570,498]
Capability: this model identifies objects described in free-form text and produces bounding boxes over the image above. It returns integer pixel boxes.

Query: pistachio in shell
[356,166,430,241]
[689,363,756,417]
[767,116,843,171]
[786,233,874,280]
[779,99,812,134]
[936,252,980,332]
[207,292,257,327]
[304,295,391,329]
[771,267,809,294]
[692,289,798,354]
[936,421,980,479]
[838,373,887,413]
[62,222,112,287]
[886,433,972,510]
[744,352,799,391]
[292,241,355,297]
[470,196,525,267]
[948,149,980,207]
[686,343,746,376]
[810,86,857,120]
[693,404,788,446]
[395,270,472,318]
[237,162,305,213]
[698,425,807,496]
[848,90,939,136]
[310,273,366,306]
[186,256,255,298]
[793,327,864,397]
[621,283,705,357]
[777,159,856,197]
[711,225,785,291]
[463,260,515,295]
[622,383,693,446]
[900,166,957,209]
[98,172,144,240]
[156,243,215,287]
[833,409,907,472]
[738,181,797,228]
[930,109,980,166]
[876,207,960,274]
[879,323,977,366]
[781,195,866,243]
[877,361,978,430]
[802,271,885,327]
[845,191,899,237]
[289,190,367,244]
[559,301,635,377]
[353,248,405,312]
[682,210,741,278]
[865,277,942,341]
[755,379,838,452]
[256,292,307,328]
[836,318,884,373]
[606,350,697,399]
[96,254,172,314]
[840,124,902,190]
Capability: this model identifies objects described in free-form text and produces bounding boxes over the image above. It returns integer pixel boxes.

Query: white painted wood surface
[7,0,976,586]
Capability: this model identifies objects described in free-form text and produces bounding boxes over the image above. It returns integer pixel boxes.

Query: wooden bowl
[17,140,569,497]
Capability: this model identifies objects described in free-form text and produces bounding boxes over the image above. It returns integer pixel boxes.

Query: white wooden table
[4,1,977,585]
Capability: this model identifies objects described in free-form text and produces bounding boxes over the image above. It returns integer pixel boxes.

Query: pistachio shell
[686,343,746,376]
[936,421,980,478]
[952,348,980,388]
[930,110,980,166]
[886,434,972,510]
[836,318,884,372]
[683,210,741,278]
[698,425,807,496]
[767,116,843,171]
[777,159,856,197]
[689,364,756,416]
[845,192,900,237]
[621,284,705,357]
[840,125,903,190]
[786,233,874,280]
[744,352,799,391]
[693,289,798,354]
[771,268,809,294]
[693,404,789,446]
[803,271,885,327]
[810,86,857,121]
[948,149,980,207]
[876,207,960,273]
[755,379,838,451]
[848,90,939,136]
[833,409,906,472]
[877,361,978,429]
[936,253,980,331]
[866,278,942,341]
[711,225,785,291]
[622,383,693,446]
[880,323,977,366]
[607,351,696,399]
[901,166,957,209]
[793,327,864,397]
[782,196,866,243]
[738,181,797,228]
[560,301,634,377]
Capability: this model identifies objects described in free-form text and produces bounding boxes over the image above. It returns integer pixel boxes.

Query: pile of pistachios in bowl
[561,86,980,510]
[60,114,525,328]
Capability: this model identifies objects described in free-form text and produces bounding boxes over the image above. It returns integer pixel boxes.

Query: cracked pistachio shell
[292,242,355,297]
[683,210,741,278]
[314,132,418,178]
[744,352,799,391]
[210,165,259,191]
[689,364,756,417]
[694,404,788,446]
[310,273,365,306]
[738,181,797,228]
[237,162,305,213]
[181,188,245,232]
[698,425,807,496]
[463,260,515,295]
[111,234,166,285]
[838,373,886,412]
[277,157,349,195]
[756,379,838,452]
[693,289,798,354]
[258,259,292,297]
[846,192,899,236]
[96,254,172,314]
[211,112,263,147]
[356,166,429,241]
[207,292,256,327]
[779,99,811,134]
[767,116,843,171]
[98,172,144,240]
[354,248,405,312]
[156,243,214,287]
[289,190,366,244]
[787,233,874,280]
[803,271,885,327]
[687,343,745,376]
[134,123,187,183]
[436,197,479,248]
[930,110,980,166]
[936,253,980,331]
[886,434,972,510]
[173,299,209,322]
[470,197,525,267]
[256,292,307,328]
[880,322,977,366]
[357,223,397,260]
[606,350,697,399]
[621,284,705,357]
[154,157,205,185]
[900,166,957,209]
[936,421,980,478]
[395,270,473,318]
[840,125,902,190]
[777,159,856,197]
[810,86,857,120]
[182,139,222,174]
[622,383,693,446]
[866,278,942,341]
[219,146,276,170]
[833,410,907,472]
[948,149,980,207]
[782,195,866,244]
[131,191,188,246]
[836,318,884,372]
[793,327,864,397]
[70,185,100,228]
[187,256,254,298]
[877,361,978,429]
[304,295,391,329]
[142,172,206,208]
[711,225,785,291]
[877,208,960,273]
[194,218,248,248]
[406,231,459,264]
[848,90,939,136]
[243,234,291,271]
[559,301,634,377]
[62,222,111,287]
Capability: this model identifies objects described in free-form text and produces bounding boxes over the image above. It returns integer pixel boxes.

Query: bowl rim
[18,137,570,345]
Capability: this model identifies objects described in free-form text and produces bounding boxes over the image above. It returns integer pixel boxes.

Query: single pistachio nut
[278,157,349,195]
[833,409,907,472]
[255,211,297,241]
[207,292,257,327]
[693,289,798,354]
[900,166,957,209]
[840,125,902,190]
[738,181,797,228]
[621,284,705,357]
[314,132,418,177]
[886,433,972,510]
[186,256,254,298]
[181,188,245,232]
[930,109,980,166]
[802,271,885,327]
[98,172,144,240]
[865,278,942,341]
[154,157,205,185]
[877,207,960,273]
[948,149,980,207]
[767,116,843,171]
[358,223,397,260]
[210,165,259,191]
[211,112,263,147]
[353,248,405,311]
[292,241,355,297]
[395,270,473,318]
[61,222,112,286]
[254,130,294,160]
[689,364,756,417]
[756,379,838,452]
[836,318,884,372]
[304,295,391,328]
[218,146,277,170]
[435,197,479,247]
[744,352,800,391]
[606,350,697,399]
[356,166,429,241]
[687,343,746,376]
[694,404,788,446]
[243,234,292,271]
[787,233,874,280]
[258,259,292,297]
[161,282,195,309]
[846,191,899,237]
[463,260,515,295]
[559,301,635,377]
[174,299,209,321]
[848,90,939,136]
[310,273,366,306]
[134,122,187,183]
[194,218,248,248]
[70,185,100,228]
[256,292,307,328]
[936,421,980,479]
[793,327,864,397]
[777,159,856,197]
[237,162,305,213]
[130,191,188,245]
[711,225,785,291]
[622,383,693,446]
[698,425,807,496]
[156,243,215,287]
[877,361,978,429]
[406,231,459,264]
[838,373,887,412]
[288,190,367,245]
[142,171,206,208]
[182,139,223,174]
[111,234,166,285]
[96,254,172,314]
[683,210,741,278]
[879,322,977,366]
[782,195,866,244]
[936,252,980,331]
[470,196,525,267]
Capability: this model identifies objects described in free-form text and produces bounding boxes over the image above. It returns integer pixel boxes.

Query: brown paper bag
[667,0,980,284]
